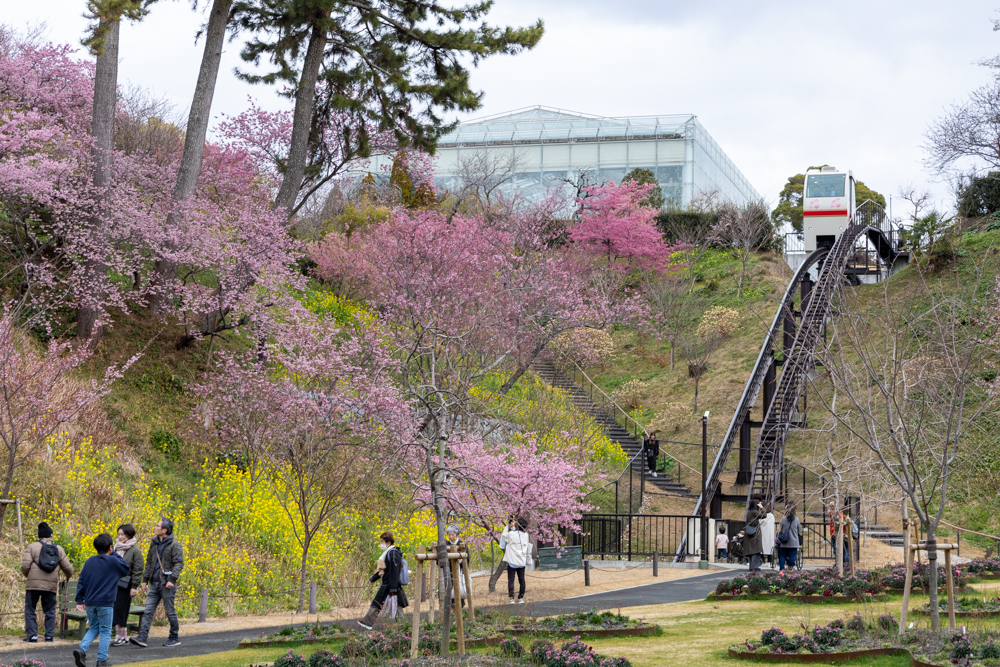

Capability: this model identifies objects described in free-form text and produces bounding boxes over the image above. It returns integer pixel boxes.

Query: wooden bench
[59,580,146,639]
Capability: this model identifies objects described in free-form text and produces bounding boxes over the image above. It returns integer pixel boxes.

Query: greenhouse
[422,106,761,208]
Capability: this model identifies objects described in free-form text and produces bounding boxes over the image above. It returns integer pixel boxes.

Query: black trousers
[24,590,56,639]
[647,454,657,472]
[507,566,525,599]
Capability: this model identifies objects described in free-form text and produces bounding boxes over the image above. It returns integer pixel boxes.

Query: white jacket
[501,527,532,568]
[761,513,776,556]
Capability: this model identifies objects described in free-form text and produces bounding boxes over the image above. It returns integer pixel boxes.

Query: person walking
[644,434,660,478]
[131,518,183,648]
[111,524,143,647]
[501,517,531,604]
[21,521,73,643]
[778,504,801,570]
[358,532,404,630]
[744,500,765,572]
[73,533,130,667]
[715,525,729,562]
[761,503,776,567]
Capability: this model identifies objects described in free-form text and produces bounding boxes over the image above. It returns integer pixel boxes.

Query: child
[715,525,729,562]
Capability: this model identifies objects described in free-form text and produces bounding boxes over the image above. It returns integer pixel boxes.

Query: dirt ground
[0,564,708,648]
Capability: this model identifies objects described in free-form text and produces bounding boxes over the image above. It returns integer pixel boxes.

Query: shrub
[499,637,525,659]
[846,613,866,632]
[273,650,308,667]
[761,628,786,645]
[599,659,632,667]
[308,649,348,667]
[951,635,974,659]
[981,639,1000,660]
[531,640,555,664]
[877,614,898,633]
[811,625,842,649]
[612,380,648,410]
[339,632,397,659]
[771,633,799,652]
[561,638,592,656]
[828,618,845,630]
[8,661,46,667]
[151,428,183,460]
[793,634,822,654]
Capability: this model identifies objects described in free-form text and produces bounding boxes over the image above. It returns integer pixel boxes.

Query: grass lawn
[124,584,1000,667]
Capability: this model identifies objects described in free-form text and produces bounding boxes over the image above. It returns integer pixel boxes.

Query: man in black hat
[21,521,73,642]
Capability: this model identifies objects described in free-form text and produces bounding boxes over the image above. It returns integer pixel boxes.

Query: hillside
[574,229,1000,545]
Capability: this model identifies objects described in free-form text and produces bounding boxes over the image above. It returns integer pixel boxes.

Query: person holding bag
[743,500,765,572]
[777,504,800,570]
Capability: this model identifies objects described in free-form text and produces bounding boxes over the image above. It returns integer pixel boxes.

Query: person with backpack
[358,531,406,630]
[131,518,184,648]
[744,499,765,572]
[21,521,74,643]
[73,533,130,667]
[777,504,801,570]
[501,517,532,604]
[111,524,144,647]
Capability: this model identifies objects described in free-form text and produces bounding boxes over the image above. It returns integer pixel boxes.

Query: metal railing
[552,348,648,442]
[573,514,690,560]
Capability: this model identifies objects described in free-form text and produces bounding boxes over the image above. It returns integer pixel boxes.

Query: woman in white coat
[500,518,531,604]
[761,504,776,566]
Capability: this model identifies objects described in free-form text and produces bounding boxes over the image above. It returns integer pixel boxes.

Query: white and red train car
[802,166,856,253]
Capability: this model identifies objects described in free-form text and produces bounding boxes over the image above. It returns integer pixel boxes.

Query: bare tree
[683,306,739,413]
[660,190,721,293]
[924,81,1000,176]
[710,199,774,298]
[815,267,1000,632]
[446,149,526,219]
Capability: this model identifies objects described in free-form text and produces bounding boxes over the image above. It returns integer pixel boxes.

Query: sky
[6,0,999,218]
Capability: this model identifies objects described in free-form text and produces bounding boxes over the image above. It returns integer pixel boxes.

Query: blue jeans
[80,606,113,662]
[778,547,797,569]
[717,548,727,561]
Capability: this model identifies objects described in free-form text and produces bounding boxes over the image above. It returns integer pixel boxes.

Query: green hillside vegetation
[576,228,1000,543]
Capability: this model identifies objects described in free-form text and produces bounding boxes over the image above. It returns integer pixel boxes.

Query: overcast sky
[6,1,999,217]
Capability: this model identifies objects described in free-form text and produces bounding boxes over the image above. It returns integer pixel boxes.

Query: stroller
[728,533,746,564]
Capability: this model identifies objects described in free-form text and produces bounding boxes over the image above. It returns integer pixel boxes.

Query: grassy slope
[582,233,1000,536]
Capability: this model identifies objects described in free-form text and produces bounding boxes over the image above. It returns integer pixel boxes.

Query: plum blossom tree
[0,306,139,534]
[193,307,410,611]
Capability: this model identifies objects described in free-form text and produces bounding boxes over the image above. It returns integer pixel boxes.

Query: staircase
[860,524,905,548]
[750,224,867,507]
[531,358,694,498]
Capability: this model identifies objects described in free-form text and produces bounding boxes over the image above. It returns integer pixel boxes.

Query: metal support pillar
[763,360,776,414]
[736,412,752,485]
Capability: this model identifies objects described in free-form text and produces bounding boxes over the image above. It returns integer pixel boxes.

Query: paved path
[3,570,736,667]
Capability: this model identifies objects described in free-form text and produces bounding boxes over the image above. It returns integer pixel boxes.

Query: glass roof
[438,106,696,146]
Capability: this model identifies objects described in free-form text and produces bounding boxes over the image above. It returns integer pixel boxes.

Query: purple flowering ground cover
[711,563,968,599]
[733,612,1000,667]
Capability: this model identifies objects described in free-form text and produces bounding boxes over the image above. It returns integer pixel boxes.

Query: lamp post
[700,410,710,570]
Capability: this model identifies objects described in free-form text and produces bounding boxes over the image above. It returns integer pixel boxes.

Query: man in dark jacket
[22,521,73,643]
[131,518,184,648]
[72,533,129,667]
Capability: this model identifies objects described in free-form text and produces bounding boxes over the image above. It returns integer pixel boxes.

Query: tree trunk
[693,377,699,413]
[499,338,551,395]
[427,437,451,655]
[670,342,674,370]
[78,18,120,340]
[297,535,311,613]
[150,0,233,315]
[273,13,330,213]
[0,458,14,539]
[926,524,940,633]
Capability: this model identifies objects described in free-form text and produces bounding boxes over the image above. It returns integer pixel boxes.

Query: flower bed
[503,611,653,636]
[239,623,348,648]
[264,636,633,667]
[729,614,1000,667]
[962,557,1000,579]
[710,563,966,601]
[913,595,1000,617]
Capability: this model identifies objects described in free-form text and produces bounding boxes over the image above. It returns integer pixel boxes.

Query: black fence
[575,513,859,565]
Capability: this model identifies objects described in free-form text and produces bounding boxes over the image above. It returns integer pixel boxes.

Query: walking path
[2,570,736,667]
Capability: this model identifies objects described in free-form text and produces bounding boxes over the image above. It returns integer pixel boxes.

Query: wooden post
[410,554,424,659]
[584,560,591,586]
[462,551,475,623]
[653,551,658,577]
[899,511,912,636]
[450,555,465,656]
[198,588,208,622]
[944,546,956,631]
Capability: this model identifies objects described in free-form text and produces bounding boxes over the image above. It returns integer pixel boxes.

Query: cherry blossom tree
[193,307,410,611]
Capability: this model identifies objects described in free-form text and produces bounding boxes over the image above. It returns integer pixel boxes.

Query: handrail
[553,347,648,440]
[584,448,644,498]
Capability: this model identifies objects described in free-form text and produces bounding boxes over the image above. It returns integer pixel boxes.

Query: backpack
[36,542,60,573]
[396,549,410,586]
